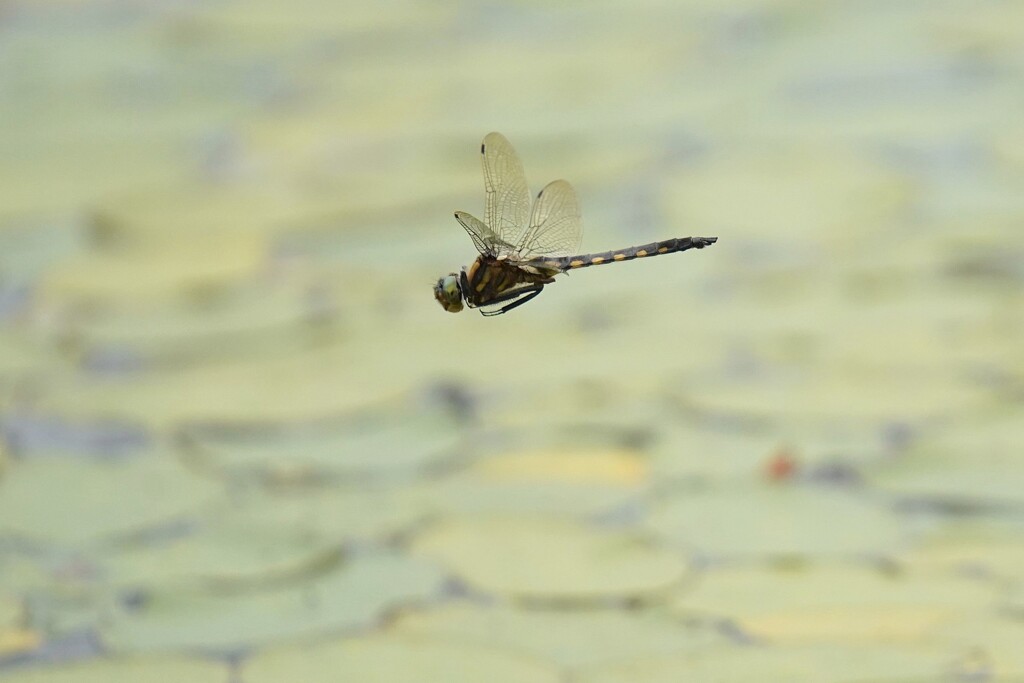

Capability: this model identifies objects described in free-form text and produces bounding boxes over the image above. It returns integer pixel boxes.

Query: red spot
[764,448,799,482]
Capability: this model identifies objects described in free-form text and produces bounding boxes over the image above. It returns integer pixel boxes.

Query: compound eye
[434,274,463,312]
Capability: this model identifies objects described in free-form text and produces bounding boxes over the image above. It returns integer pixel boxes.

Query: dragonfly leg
[479,285,545,316]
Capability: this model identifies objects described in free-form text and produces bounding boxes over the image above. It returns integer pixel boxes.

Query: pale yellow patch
[0,629,41,657]
[740,606,952,645]
[473,450,647,486]
[657,246,669,253]
[636,250,648,257]
[613,253,626,261]
[569,260,585,268]
[591,257,605,264]
[40,233,267,307]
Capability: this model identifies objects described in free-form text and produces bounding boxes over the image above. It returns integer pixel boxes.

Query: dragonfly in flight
[434,132,718,316]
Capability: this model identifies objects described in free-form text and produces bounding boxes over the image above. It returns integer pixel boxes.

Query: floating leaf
[178,401,464,483]
[474,449,646,486]
[0,656,227,683]
[868,412,1024,506]
[38,233,267,308]
[579,643,946,683]
[106,514,343,592]
[933,611,1024,677]
[244,634,561,683]
[901,520,1024,580]
[409,476,640,520]
[643,485,904,559]
[0,457,220,546]
[683,367,989,427]
[26,356,353,428]
[393,603,726,670]
[60,277,337,371]
[0,627,41,657]
[671,563,994,644]
[101,552,445,653]
[662,143,910,246]
[105,486,427,591]
[412,517,688,603]
[0,214,89,285]
[214,487,428,546]
[0,595,38,657]
[408,447,645,519]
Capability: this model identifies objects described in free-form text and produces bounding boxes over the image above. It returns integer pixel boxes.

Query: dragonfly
[434,132,718,316]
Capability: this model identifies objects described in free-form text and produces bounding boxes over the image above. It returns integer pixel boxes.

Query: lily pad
[0,595,38,657]
[0,213,89,285]
[101,552,445,653]
[0,656,227,683]
[472,448,647,486]
[683,366,989,427]
[412,517,688,603]
[0,331,63,384]
[59,277,338,371]
[244,634,561,683]
[868,411,1024,506]
[933,611,1024,677]
[0,626,40,658]
[648,420,890,484]
[579,643,946,683]
[410,477,640,520]
[408,447,646,518]
[105,514,343,592]
[27,348,399,428]
[0,456,221,546]
[0,595,20,627]
[670,563,994,644]
[643,484,904,559]
[901,520,1024,580]
[213,487,428,545]
[661,143,910,246]
[393,603,726,670]
[105,486,427,591]
[178,400,465,483]
[38,232,267,308]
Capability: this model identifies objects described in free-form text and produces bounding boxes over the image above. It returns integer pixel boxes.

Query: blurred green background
[1,0,1023,681]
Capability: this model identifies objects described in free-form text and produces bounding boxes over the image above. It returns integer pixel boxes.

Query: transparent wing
[454,211,516,257]
[515,180,583,259]
[481,132,530,251]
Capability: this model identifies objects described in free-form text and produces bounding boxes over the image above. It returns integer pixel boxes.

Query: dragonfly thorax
[434,273,464,313]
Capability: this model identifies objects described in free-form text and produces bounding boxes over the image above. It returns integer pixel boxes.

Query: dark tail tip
[693,236,718,248]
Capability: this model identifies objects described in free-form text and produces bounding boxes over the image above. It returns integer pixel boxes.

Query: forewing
[516,179,583,259]
[481,132,530,251]
[454,211,516,257]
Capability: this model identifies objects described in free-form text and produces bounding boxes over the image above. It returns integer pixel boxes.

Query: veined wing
[481,132,530,253]
[515,179,583,259]
[454,211,517,257]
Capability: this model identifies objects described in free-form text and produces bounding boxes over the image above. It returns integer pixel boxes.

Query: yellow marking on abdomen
[591,257,605,264]
[569,260,585,268]
[475,269,491,292]
[636,250,648,257]
[613,253,626,261]
[657,246,669,253]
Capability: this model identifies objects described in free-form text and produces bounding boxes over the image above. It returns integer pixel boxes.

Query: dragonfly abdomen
[542,236,718,272]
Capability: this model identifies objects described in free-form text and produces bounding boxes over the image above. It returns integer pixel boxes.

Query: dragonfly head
[434,273,464,313]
